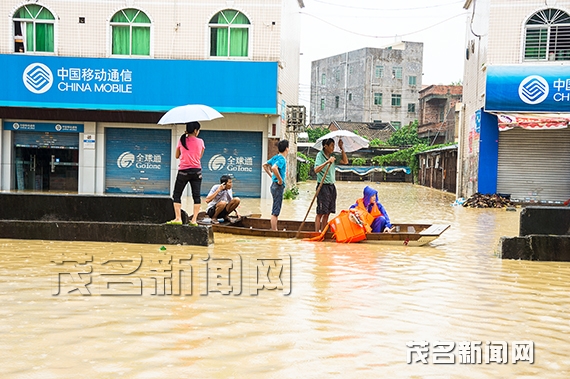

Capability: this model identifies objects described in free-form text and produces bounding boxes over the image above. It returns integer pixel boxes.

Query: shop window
[111,9,151,56]
[524,8,570,61]
[13,4,55,53]
[210,10,250,57]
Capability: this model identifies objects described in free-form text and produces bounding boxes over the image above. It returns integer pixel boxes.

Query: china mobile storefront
[0,54,277,197]
[477,65,570,203]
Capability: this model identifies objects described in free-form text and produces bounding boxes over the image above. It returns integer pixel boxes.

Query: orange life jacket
[353,198,383,227]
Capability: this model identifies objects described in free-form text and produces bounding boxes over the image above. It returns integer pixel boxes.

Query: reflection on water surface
[1,181,569,378]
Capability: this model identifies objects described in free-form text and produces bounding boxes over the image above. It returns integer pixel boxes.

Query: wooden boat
[198,214,449,246]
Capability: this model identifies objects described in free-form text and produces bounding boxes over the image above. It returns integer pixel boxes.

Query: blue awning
[336,165,411,175]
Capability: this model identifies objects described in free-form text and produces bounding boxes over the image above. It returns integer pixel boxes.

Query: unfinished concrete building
[418,85,463,145]
[310,41,423,128]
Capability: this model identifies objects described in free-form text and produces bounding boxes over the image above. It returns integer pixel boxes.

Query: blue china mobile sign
[0,54,278,114]
[485,65,570,112]
[3,121,84,133]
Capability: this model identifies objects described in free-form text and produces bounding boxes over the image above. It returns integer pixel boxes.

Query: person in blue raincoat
[350,185,395,233]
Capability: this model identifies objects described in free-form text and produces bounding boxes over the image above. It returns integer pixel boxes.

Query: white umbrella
[158,104,223,125]
[313,130,369,153]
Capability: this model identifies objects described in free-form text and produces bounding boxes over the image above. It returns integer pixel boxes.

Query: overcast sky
[298,0,468,107]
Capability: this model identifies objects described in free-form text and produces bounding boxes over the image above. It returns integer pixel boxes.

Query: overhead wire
[300,11,468,39]
[310,0,464,11]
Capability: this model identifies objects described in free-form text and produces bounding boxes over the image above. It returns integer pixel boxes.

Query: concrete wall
[310,42,423,127]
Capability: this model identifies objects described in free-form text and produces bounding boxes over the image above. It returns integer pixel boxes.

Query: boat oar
[295,162,332,238]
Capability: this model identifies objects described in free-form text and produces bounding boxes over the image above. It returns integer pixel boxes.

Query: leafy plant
[386,120,427,147]
[372,143,453,181]
[284,186,299,200]
[352,157,367,166]
[306,127,330,142]
[297,152,314,182]
[369,138,389,147]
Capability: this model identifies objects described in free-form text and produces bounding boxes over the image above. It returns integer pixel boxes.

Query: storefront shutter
[497,127,570,203]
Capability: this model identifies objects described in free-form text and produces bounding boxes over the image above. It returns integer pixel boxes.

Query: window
[348,93,353,101]
[391,94,401,107]
[374,93,382,105]
[524,8,570,61]
[349,65,353,75]
[13,5,55,53]
[335,69,340,81]
[408,103,416,113]
[439,108,445,122]
[320,98,325,110]
[391,121,401,129]
[375,65,384,78]
[408,76,417,86]
[111,9,151,56]
[210,10,250,57]
[335,96,339,108]
[392,66,402,79]
[321,73,326,85]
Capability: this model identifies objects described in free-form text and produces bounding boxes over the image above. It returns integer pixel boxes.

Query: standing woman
[168,121,204,226]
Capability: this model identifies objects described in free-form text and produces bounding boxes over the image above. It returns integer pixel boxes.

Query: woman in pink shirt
[168,121,205,225]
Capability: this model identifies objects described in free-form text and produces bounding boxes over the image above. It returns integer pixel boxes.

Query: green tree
[297,152,314,182]
[307,127,330,142]
[386,120,426,147]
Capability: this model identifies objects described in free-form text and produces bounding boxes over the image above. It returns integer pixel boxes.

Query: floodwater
[1,181,569,378]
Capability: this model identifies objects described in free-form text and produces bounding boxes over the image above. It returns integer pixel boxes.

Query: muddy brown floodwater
[1,181,569,378]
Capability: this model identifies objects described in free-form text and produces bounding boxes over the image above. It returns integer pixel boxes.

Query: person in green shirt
[314,138,348,232]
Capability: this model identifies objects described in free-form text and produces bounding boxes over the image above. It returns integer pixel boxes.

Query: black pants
[172,168,201,204]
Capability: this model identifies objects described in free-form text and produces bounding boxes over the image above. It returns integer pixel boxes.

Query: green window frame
[210,10,250,57]
[374,93,382,105]
[335,96,339,108]
[320,98,325,110]
[321,73,326,85]
[13,5,55,53]
[391,121,402,129]
[375,65,384,78]
[392,66,402,79]
[111,9,151,56]
[408,76,417,86]
[408,103,416,113]
[524,8,570,61]
[391,94,401,107]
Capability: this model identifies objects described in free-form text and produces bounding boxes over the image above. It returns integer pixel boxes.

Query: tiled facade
[0,1,304,198]
[460,0,570,200]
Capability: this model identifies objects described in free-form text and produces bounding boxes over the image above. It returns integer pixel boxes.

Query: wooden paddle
[295,161,332,238]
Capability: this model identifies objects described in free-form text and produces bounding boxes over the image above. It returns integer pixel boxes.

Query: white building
[460,0,570,203]
[0,0,304,198]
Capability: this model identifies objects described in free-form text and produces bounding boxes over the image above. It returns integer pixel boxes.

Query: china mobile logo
[117,151,135,169]
[23,63,53,94]
[518,75,549,105]
[208,154,226,171]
